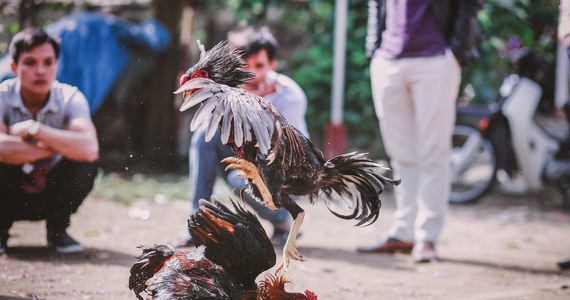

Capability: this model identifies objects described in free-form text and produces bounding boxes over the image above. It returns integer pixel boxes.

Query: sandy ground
[1,186,570,300]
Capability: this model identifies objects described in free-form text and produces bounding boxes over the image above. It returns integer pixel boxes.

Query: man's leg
[0,164,50,226]
[0,164,22,253]
[0,160,96,253]
[226,169,290,223]
[371,55,418,243]
[407,51,461,262]
[188,130,234,211]
[226,169,292,246]
[357,54,418,254]
[0,164,21,232]
[42,159,97,253]
[408,51,460,245]
[181,130,235,246]
[43,159,98,232]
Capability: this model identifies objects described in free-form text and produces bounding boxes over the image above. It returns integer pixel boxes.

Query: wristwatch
[26,120,40,138]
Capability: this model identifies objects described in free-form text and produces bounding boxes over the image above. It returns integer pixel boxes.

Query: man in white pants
[357,0,482,263]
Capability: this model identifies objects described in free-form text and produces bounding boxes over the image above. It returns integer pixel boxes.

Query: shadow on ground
[0,296,40,300]
[438,257,570,277]
[298,245,415,272]
[3,247,134,267]
[298,244,570,278]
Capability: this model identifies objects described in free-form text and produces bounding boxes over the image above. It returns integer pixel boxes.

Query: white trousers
[370,50,461,243]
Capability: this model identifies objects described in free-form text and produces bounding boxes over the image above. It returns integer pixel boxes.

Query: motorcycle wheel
[449,124,497,204]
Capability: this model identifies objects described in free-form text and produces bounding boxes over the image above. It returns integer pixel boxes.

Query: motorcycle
[450,57,570,207]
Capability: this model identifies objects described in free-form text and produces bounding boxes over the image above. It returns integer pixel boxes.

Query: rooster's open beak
[174,83,192,99]
[173,77,213,112]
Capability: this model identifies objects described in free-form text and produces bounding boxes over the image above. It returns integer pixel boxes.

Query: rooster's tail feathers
[188,198,261,245]
[315,152,400,226]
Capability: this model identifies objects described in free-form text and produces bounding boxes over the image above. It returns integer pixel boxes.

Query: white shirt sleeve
[265,72,310,137]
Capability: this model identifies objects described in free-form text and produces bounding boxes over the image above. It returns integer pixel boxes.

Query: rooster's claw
[221,157,277,210]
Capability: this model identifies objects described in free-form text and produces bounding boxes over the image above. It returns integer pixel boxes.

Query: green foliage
[0,6,19,54]
[291,0,377,150]
[466,0,559,104]
[198,0,279,23]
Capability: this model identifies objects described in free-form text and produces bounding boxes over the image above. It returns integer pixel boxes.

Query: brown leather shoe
[412,242,437,263]
[357,237,414,254]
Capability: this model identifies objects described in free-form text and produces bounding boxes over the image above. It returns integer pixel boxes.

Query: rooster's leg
[221,157,278,210]
[276,210,306,274]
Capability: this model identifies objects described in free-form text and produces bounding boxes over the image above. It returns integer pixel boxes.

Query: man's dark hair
[9,27,60,63]
[228,26,278,61]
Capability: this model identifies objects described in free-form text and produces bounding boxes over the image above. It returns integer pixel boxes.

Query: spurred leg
[221,157,277,210]
[275,211,306,274]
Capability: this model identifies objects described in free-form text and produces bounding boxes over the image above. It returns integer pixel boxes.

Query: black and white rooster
[175,41,400,272]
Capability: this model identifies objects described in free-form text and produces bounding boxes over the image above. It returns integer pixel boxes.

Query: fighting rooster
[175,41,400,272]
[129,199,316,299]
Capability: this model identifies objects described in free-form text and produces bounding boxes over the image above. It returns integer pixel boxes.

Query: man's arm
[10,117,99,162]
[366,0,382,58]
[277,94,308,134]
[449,0,483,67]
[0,122,55,165]
[267,74,310,137]
[560,0,570,48]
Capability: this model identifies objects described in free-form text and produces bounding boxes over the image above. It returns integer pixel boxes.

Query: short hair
[9,27,60,63]
[227,26,278,61]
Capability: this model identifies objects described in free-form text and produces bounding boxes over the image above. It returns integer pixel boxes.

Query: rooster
[175,41,400,272]
[129,199,316,299]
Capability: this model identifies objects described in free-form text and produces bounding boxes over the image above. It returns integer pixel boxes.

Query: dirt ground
[1,186,570,300]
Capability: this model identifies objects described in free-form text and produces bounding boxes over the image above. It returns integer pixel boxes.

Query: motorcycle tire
[449,124,498,204]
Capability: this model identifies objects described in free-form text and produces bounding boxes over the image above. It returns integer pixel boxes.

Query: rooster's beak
[174,77,213,112]
[174,83,192,99]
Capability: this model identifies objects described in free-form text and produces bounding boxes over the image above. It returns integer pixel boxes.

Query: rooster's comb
[185,40,254,87]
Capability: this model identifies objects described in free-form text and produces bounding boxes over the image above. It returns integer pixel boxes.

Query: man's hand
[9,119,37,138]
[242,81,277,97]
[563,35,570,49]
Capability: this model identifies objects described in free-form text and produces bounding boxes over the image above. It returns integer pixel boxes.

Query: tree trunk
[140,0,184,172]
[18,0,39,28]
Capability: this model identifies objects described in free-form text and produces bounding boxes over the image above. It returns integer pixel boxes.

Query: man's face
[244,49,275,85]
[11,43,58,98]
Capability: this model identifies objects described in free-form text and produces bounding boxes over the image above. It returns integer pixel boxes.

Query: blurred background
[0,0,561,175]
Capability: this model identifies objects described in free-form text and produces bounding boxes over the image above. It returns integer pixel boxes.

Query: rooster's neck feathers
[188,41,254,87]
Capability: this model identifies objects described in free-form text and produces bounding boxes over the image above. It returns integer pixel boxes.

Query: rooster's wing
[177,78,278,155]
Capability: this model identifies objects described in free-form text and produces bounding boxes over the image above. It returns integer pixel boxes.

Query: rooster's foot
[275,246,306,274]
[275,211,306,274]
[221,157,277,210]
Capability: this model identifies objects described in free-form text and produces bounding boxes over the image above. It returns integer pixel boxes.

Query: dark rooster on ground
[174,41,400,272]
[129,199,316,299]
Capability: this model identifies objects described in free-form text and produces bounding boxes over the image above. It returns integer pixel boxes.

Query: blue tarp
[0,12,171,114]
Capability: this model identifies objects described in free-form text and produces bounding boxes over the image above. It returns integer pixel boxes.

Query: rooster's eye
[190,70,209,80]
